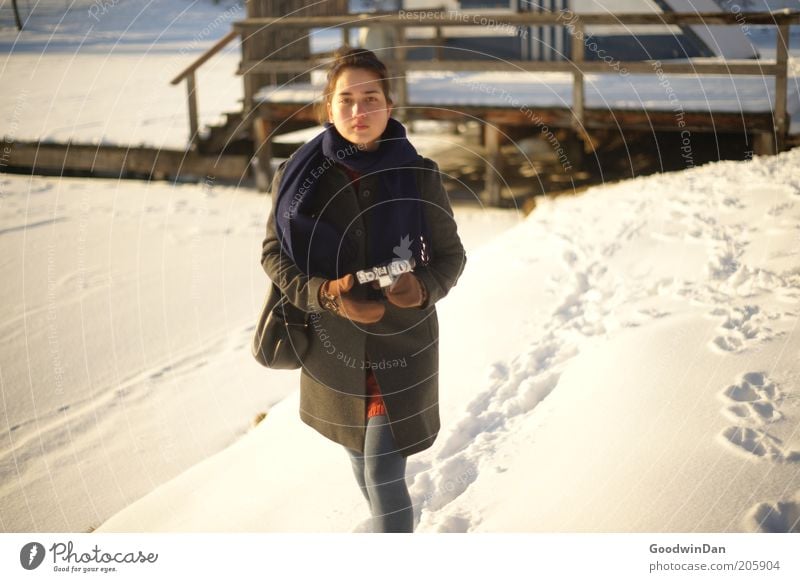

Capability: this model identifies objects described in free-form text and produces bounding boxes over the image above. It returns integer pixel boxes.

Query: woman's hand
[319,274,385,323]
[383,272,428,308]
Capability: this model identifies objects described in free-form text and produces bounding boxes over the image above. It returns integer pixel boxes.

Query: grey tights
[345,415,414,533]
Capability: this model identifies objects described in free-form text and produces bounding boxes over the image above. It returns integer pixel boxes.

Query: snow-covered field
[91,147,800,533]
[0,167,518,533]
[0,0,247,150]
[1,0,800,536]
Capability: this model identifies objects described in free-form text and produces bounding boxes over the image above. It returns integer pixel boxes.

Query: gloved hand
[383,272,428,308]
[319,274,385,324]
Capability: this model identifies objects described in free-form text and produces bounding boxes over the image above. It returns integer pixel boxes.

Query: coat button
[361,189,371,198]
[353,228,363,237]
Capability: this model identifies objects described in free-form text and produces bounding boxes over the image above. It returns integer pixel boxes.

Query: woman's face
[326,67,392,152]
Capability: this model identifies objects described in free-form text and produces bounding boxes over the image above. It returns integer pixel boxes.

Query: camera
[355,258,416,288]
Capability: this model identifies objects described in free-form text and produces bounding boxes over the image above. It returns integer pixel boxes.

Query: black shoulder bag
[251,282,310,369]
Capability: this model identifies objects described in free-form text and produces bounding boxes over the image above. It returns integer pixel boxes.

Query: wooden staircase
[195,109,252,156]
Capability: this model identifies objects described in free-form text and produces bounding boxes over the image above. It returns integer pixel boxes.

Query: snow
[1,0,246,150]
[0,166,519,532]
[2,0,800,536]
[84,147,800,534]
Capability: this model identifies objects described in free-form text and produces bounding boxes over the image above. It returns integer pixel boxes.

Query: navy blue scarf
[275,118,429,279]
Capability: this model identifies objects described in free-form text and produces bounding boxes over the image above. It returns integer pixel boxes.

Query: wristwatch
[319,282,342,316]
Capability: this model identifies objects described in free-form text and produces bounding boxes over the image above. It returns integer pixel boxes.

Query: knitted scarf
[275,118,429,279]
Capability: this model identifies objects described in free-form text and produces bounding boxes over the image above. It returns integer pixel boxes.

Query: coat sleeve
[414,158,467,308]
[260,161,327,313]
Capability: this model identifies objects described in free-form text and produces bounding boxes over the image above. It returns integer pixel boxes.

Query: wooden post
[394,25,408,124]
[774,22,789,153]
[752,132,776,156]
[341,26,349,48]
[243,74,274,190]
[186,71,199,148]
[435,26,443,61]
[241,16,272,192]
[253,117,274,192]
[570,21,585,133]
[569,20,586,166]
[483,122,502,207]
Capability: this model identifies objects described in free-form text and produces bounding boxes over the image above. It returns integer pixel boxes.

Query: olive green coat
[260,153,466,457]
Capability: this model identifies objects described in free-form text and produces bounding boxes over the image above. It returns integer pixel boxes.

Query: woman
[260,47,466,532]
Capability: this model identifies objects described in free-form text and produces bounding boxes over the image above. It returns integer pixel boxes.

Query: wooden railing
[234,9,799,158]
[170,29,240,148]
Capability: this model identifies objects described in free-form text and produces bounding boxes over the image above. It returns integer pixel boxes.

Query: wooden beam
[238,59,781,76]
[186,72,199,147]
[394,26,408,123]
[570,20,585,135]
[171,30,239,85]
[483,122,503,206]
[232,11,800,28]
[252,117,274,192]
[255,100,775,133]
[6,141,250,180]
[774,23,790,153]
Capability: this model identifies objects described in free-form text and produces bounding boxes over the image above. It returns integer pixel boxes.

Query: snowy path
[406,154,800,532]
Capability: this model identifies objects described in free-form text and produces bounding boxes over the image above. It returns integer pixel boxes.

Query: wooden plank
[232,11,800,29]
[394,26,408,123]
[256,100,774,132]
[483,122,502,206]
[774,23,789,152]
[238,59,781,76]
[583,109,774,133]
[170,30,239,85]
[570,21,585,134]
[252,117,273,192]
[187,72,199,146]
[6,142,250,180]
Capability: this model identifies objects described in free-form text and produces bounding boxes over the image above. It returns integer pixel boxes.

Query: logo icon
[393,234,412,261]
[20,542,46,570]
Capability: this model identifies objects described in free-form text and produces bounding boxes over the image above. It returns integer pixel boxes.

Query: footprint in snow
[717,371,798,462]
[708,305,777,354]
[747,497,800,533]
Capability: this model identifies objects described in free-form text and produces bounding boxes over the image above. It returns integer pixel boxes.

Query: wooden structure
[171,8,799,204]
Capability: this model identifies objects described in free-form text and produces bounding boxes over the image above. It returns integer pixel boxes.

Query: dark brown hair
[317,47,393,123]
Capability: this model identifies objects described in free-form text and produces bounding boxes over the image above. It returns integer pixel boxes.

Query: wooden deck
[216,9,799,204]
[252,96,778,203]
